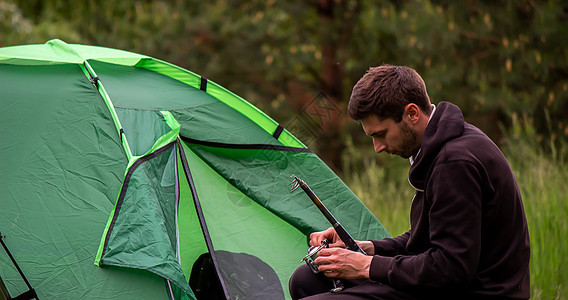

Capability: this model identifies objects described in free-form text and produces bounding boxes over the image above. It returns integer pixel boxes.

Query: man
[289,65,530,299]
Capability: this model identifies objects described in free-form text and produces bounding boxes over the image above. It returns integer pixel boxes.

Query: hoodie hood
[409,101,465,190]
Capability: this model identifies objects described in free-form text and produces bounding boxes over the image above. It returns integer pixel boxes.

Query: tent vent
[272,125,284,139]
[200,76,207,92]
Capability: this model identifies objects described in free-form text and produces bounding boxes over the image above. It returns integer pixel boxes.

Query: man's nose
[373,138,386,153]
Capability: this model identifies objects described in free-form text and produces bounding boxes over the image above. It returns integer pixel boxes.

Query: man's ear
[404,103,420,124]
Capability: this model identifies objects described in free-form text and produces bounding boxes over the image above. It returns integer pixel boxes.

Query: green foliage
[504,115,568,300]
[0,0,34,44]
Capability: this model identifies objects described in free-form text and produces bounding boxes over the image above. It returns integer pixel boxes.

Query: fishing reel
[300,239,344,293]
[301,239,329,274]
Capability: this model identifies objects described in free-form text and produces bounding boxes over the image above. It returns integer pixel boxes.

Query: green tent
[0,40,390,300]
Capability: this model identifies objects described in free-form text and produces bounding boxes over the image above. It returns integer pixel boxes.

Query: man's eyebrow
[368,129,387,137]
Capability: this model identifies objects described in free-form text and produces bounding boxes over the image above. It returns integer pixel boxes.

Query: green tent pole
[80,61,133,162]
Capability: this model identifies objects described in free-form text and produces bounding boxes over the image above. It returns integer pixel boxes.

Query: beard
[395,121,420,158]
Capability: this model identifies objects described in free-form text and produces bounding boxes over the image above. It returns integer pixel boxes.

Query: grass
[341,117,568,299]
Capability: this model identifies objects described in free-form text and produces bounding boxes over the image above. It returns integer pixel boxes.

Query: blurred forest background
[1,0,567,299]
[2,0,567,169]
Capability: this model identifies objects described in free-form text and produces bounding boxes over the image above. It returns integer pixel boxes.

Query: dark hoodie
[368,102,530,299]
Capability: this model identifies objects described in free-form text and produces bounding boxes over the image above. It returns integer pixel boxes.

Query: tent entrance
[188,253,224,299]
[176,140,230,299]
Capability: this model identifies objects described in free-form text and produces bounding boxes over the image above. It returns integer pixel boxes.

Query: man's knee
[289,264,331,300]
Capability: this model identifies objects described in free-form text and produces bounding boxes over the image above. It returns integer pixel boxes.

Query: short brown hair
[348,65,431,122]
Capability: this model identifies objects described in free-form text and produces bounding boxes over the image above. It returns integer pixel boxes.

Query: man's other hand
[313,248,373,280]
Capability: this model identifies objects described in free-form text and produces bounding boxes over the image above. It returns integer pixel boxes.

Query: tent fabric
[0,62,169,299]
[0,39,390,300]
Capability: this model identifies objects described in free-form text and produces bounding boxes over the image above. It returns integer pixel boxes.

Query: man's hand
[313,248,373,280]
[309,227,376,255]
[309,227,345,248]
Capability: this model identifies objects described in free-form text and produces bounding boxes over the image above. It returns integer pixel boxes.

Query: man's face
[360,115,420,158]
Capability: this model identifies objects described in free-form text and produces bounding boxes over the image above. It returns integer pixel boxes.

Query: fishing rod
[290,175,366,255]
[291,175,367,293]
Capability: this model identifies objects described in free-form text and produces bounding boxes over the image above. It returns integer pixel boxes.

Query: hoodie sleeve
[369,160,482,287]
[371,231,410,256]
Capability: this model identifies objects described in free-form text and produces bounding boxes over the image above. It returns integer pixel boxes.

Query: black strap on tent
[0,233,39,300]
[272,125,284,139]
[119,128,125,143]
[83,62,100,88]
[200,76,207,92]
[89,76,100,88]
[180,136,312,153]
[176,139,231,300]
